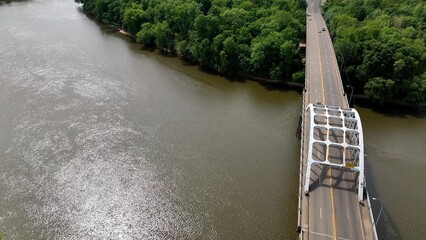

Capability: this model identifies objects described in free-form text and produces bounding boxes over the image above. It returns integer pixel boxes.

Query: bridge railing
[297,82,308,234]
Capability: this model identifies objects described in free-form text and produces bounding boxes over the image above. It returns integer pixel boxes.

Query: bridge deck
[298,0,377,239]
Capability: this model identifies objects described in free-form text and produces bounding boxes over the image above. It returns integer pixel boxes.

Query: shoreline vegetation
[76,0,308,84]
[115,27,425,110]
[116,27,306,89]
[76,0,425,107]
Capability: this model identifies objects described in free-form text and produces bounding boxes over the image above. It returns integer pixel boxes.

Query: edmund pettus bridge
[296,0,379,239]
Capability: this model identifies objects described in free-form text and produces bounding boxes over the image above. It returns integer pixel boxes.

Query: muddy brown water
[0,0,425,239]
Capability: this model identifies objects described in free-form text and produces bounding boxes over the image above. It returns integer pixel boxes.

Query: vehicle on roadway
[322,27,326,31]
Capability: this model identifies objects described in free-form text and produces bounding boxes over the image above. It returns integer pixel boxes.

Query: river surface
[0,1,425,239]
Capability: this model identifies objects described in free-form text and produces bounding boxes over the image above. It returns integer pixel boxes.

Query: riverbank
[116,29,426,110]
[116,29,305,90]
[118,29,132,37]
[354,94,426,111]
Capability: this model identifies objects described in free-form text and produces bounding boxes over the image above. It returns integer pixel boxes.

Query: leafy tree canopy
[324,0,426,104]
[78,0,306,80]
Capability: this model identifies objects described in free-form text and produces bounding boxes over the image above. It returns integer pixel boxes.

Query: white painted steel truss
[304,103,365,202]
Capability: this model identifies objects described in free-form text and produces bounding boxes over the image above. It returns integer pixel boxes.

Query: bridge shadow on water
[364,156,403,240]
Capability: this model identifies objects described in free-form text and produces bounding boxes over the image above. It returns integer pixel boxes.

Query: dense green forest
[77,0,307,81]
[77,0,425,105]
[323,0,426,104]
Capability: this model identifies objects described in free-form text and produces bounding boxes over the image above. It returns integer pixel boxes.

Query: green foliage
[324,0,426,104]
[403,72,426,104]
[136,23,155,47]
[80,0,306,80]
[292,70,305,83]
[123,3,145,35]
[364,77,395,104]
[251,31,297,78]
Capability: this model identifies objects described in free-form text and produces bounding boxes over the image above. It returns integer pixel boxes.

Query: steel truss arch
[304,103,365,202]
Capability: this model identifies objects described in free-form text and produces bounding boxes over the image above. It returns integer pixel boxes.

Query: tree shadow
[355,97,426,119]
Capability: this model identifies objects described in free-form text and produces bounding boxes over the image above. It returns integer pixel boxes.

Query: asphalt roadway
[301,0,376,239]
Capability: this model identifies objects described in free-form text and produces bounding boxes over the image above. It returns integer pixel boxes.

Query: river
[0,1,425,239]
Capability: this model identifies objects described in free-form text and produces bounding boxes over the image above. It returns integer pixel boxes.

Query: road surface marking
[316,13,338,239]
[347,209,350,219]
[320,207,323,219]
[328,40,342,106]
[323,26,345,107]
[329,168,339,240]
[315,17,326,104]
[307,230,350,240]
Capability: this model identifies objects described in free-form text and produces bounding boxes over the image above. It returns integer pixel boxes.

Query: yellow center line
[315,15,326,105]
[316,13,338,239]
[329,167,338,240]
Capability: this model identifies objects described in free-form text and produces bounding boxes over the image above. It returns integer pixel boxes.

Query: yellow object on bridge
[345,163,355,168]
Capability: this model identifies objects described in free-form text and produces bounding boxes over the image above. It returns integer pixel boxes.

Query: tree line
[323,0,426,105]
[76,0,307,82]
